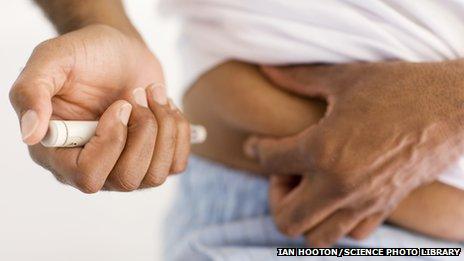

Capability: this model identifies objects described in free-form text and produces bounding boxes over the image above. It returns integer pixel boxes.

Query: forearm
[389,182,464,242]
[34,0,142,40]
[185,61,325,136]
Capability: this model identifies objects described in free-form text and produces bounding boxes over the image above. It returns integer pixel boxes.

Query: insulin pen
[41,120,207,148]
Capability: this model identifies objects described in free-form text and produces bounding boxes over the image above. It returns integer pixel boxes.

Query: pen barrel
[41,120,206,147]
[41,121,98,147]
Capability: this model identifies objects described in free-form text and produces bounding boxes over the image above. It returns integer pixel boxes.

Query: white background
[0,1,181,260]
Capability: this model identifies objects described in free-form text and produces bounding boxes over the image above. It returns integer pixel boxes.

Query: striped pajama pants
[163,156,463,261]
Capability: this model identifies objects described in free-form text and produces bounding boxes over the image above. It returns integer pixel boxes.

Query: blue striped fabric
[162,156,463,261]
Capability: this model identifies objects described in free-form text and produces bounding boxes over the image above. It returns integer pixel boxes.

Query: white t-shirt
[161,0,464,189]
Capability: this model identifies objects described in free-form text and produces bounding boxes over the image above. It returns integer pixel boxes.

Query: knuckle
[275,218,300,237]
[32,39,55,55]
[28,147,48,168]
[51,171,67,184]
[171,163,187,174]
[332,175,356,196]
[332,221,346,235]
[369,197,386,211]
[42,165,67,185]
[177,116,190,131]
[161,114,176,130]
[113,175,140,192]
[154,106,169,120]
[350,229,370,240]
[11,80,50,108]
[29,149,68,185]
[308,237,331,248]
[138,113,158,133]
[8,85,19,106]
[322,170,358,198]
[159,116,177,143]
[308,135,360,179]
[9,82,28,107]
[309,145,333,173]
[73,171,102,194]
[257,140,294,171]
[104,128,126,145]
[76,183,100,194]
[113,133,127,146]
[143,175,166,187]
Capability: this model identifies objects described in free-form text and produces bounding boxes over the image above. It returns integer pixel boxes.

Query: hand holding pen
[9,26,203,193]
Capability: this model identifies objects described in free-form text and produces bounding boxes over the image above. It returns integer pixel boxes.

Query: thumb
[244,127,319,174]
[260,64,356,98]
[9,40,71,145]
[9,81,53,145]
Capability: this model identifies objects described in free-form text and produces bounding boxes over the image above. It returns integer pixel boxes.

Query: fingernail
[150,83,167,105]
[167,98,176,110]
[118,103,132,126]
[132,88,148,107]
[21,110,39,142]
[244,138,258,159]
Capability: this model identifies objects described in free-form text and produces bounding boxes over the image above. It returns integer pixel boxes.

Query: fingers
[349,212,387,240]
[105,88,159,191]
[305,209,365,247]
[260,63,360,98]
[271,177,380,246]
[105,84,189,190]
[28,100,131,193]
[303,210,387,247]
[270,175,386,246]
[167,99,191,174]
[271,176,385,244]
[272,176,345,237]
[29,83,189,193]
[139,84,179,187]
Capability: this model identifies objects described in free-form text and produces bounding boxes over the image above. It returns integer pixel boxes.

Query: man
[9,0,464,256]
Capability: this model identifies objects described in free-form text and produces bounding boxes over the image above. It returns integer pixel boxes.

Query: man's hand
[244,60,464,246]
[9,24,190,193]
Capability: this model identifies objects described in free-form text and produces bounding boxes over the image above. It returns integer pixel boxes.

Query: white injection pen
[41,120,207,148]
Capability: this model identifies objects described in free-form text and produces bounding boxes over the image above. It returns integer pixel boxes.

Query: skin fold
[184,61,464,242]
[253,61,464,246]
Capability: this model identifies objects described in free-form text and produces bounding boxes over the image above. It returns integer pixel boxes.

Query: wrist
[35,0,145,43]
[80,21,145,44]
[63,14,144,44]
[75,10,144,43]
